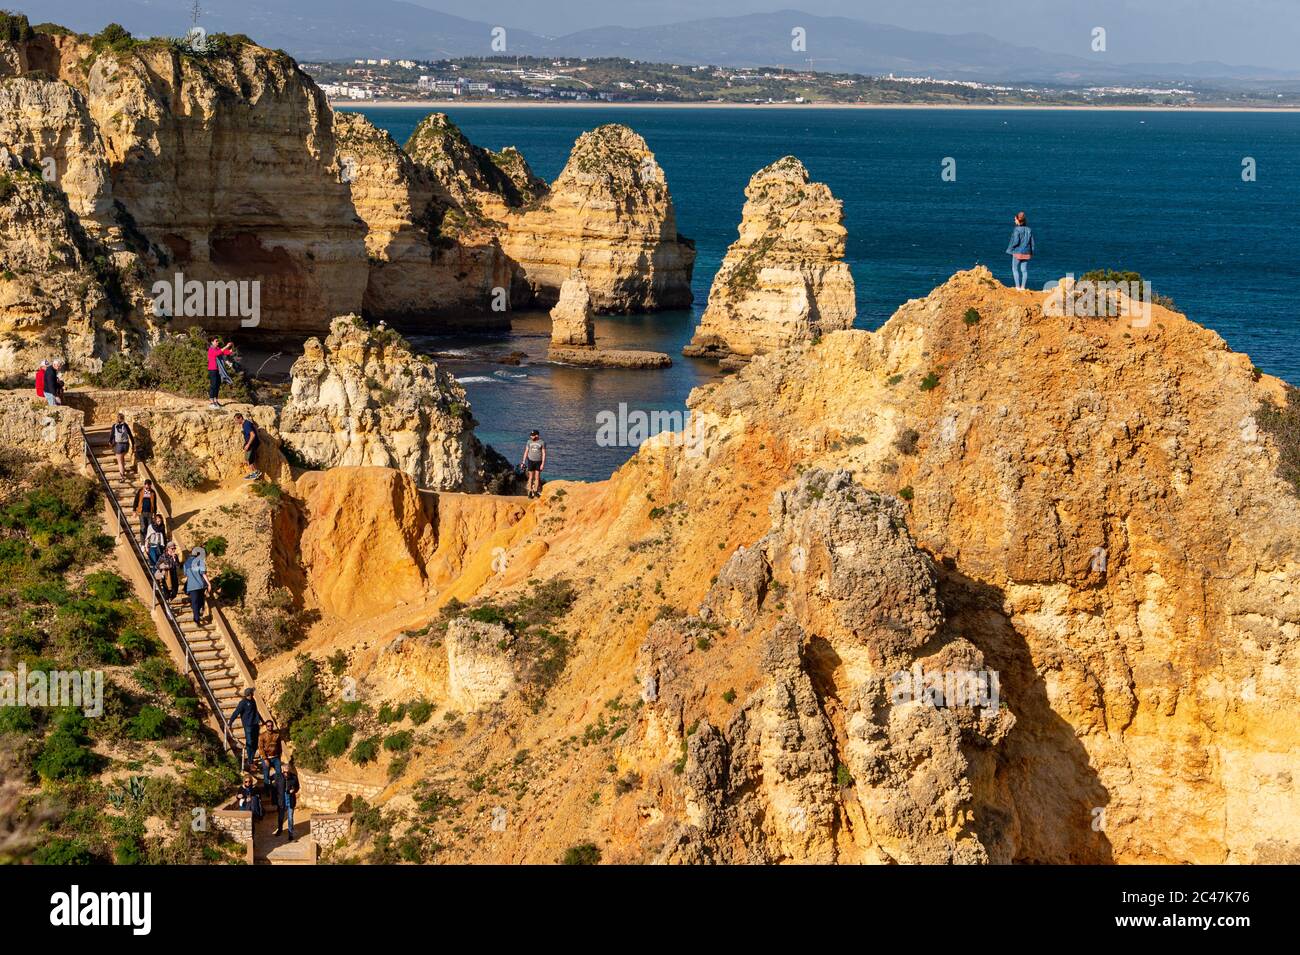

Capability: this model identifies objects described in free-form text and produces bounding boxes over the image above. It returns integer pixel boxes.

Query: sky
[410,0,1300,70]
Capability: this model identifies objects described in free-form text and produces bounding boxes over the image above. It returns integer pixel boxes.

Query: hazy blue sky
[412,0,1300,69]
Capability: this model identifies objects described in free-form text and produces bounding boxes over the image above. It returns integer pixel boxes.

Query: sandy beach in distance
[337,99,1300,112]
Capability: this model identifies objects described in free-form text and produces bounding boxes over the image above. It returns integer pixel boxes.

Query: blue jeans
[262,754,282,789]
[277,800,294,835]
[242,723,259,769]
[188,588,205,625]
[1011,257,1029,289]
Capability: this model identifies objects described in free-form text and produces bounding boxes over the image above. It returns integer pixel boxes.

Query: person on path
[35,359,51,407]
[234,412,262,481]
[110,413,134,482]
[51,360,65,403]
[207,338,234,408]
[144,513,167,568]
[227,687,264,773]
[132,478,158,539]
[257,719,283,792]
[183,544,211,627]
[520,429,546,499]
[152,541,180,608]
[1006,211,1035,291]
[274,758,300,839]
[238,773,264,822]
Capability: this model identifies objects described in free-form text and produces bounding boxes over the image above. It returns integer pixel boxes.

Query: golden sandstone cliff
[278,315,514,492]
[257,267,1295,866]
[0,19,693,375]
[499,124,696,312]
[686,156,855,366]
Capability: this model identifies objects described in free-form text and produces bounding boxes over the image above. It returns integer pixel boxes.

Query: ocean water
[349,106,1300,481]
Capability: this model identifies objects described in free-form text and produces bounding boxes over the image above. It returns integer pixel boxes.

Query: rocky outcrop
[337,266,1296,865]
[404,112,545,223]
[73,35,367,333]
[334,112,512,323]
[685,156,855,363]
[547,270,671,367]
[0,76,149,374]
[549,271,595,347]
[445,617,517,711]
[293,467,438,621]
[500,124,695,312]
[0,389,84,466]
[279,315,513,492]
[125,403,286,486]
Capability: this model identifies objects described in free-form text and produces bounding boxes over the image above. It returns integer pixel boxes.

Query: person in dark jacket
[238,773,264,821]
[183,545,211,626]
[227,687,264,772]
[1005,211,1036,291]
[152,541,180,607]
[274,758,300,838]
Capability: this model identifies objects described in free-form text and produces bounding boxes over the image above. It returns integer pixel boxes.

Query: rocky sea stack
[685,156,855,366]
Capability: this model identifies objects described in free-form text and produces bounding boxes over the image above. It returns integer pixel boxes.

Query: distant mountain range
[14,1,1300,87]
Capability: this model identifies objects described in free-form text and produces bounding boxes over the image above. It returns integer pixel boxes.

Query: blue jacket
[183,555,207,592]
[1006,225,1035,256]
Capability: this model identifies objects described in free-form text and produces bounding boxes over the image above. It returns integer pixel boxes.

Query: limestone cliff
[278,315,514,492]
[334,112,512,323]
[311,266,1296,865]
[549,270,595,347]
[403,112,545,224]
[686,156,855,364]
[500,124,695,312]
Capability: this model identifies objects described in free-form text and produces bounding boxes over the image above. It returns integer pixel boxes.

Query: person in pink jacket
[207,338,234,408]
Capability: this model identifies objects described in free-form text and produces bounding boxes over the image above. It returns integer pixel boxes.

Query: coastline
[334,99,1300,112]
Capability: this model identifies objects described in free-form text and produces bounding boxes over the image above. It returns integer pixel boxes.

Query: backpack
[112,422,130,444]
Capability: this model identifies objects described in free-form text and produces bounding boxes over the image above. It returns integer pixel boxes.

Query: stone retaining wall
[296,769,385,812]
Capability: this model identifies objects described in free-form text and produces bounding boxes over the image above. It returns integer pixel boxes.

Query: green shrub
[91,23,138,55]
[1256,385,1300,495]
[383,731,413,752]
[919,372,940,392]
[84,570,128,602]
[963,307,981,326]
[94,352,154,390]
[350,735,380,765]
[836,763,855,787]
[377,702,405,724]
[327,649,347,676]
[158,447,204,490]
[276,655,324,727]
[0,705,37,735]
[898,486,915,502]
[0,11,34,43]
[407,698,433,725]
[34,838,94,865]
[211,567,246,603]
[893,428,920,455]
[250,481,283,504]
[316,722,354,760]
[561,842,601,865]
[35,711,99,781]
[202,536,228,557]
[127,705,169,740]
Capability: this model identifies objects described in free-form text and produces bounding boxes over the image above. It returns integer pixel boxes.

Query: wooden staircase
[83,426,249,751]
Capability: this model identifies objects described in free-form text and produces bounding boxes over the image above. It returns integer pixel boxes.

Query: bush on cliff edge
[1257,384,1300,495]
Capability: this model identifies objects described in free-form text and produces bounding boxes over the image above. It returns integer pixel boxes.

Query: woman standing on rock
[207,338,234,408]
[1006,211,1035,291]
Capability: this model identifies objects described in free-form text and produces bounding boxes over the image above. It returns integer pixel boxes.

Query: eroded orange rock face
[329,266,1296,865]
[294,467,438,621]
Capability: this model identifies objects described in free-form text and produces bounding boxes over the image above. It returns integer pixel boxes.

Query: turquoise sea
[347,106,1300,481]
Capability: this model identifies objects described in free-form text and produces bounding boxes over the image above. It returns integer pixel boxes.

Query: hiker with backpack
[183,544,211,627]
[144,513,167,568]
[234,412,262,481]
[274,757,300,839]
[227,687,264,774]
[132,478,158,540]
[110,414,134,481]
